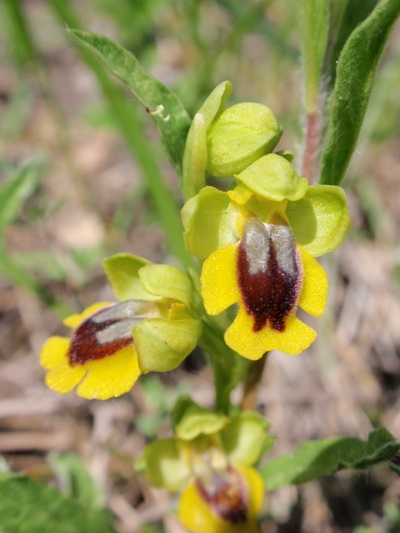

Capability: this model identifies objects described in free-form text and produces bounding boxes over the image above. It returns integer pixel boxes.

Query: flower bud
[206,103,282,177]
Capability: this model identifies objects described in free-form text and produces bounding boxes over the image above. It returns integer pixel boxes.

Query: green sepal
[181,81,232,200]
[207,103,283,177]
[196,80,233,129]
[102,253,155,301]
[181,186,235,259]
[286,185,351,256]
[221,412,275,467]
[134,316,201,374]
[139,264,193,307]
[173,400,229,441]
[275,149,294,163]
[138,438,189,492]
[182,113,207,200]
[235,153,308,202]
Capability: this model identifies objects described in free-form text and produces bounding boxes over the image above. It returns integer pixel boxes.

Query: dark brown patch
[68,318,133,366]
[196,466,247,524]
[238,230,300,332]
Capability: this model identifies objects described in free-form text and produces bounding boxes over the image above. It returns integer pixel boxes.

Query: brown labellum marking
[196,465,248,524]
[238,216,302,332]
[68,300,157,366]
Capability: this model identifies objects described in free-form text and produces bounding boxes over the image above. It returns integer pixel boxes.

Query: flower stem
[199,317,250,414]
[301,109,322,183]
[241,353,268,411]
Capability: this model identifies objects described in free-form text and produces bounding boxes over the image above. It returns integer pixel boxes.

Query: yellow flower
[201,212,328,359]
[178,460,263,533]
[139,405,271,533]
[40,254,201,400]
[40,301,153,400]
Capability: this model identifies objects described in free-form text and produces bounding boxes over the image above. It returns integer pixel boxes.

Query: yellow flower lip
[195,464,248,524]
[201,218,328,358]
[237,216,302,333]
[39,300,162,400]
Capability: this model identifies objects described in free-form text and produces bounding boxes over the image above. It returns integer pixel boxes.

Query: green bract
[137,400,273,492]
[102,253,201,374]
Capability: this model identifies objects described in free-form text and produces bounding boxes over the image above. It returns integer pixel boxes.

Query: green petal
[103,253,156,301]
[139,438,189,492]
[286,185,351,256]
[182,112,207,200]
[207,103,283,177]
[197,80,233,129]
[174,403,229,441]
[221,412,275,466]
[134,317,201,373]
[235,153,308,201]
[139,264,193,307]
[181,186,236,259]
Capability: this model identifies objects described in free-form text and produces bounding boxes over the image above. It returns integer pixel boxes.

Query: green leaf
[0,156,46,232]
[0,472,117,533]
[320,0,400,185]
[261,428,400,490]
[49,453,104,510]
[298,0,329,113]
[327,0,379,88]
[68,29,191,176]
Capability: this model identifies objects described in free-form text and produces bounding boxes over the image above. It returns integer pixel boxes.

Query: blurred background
[1,1,400,531]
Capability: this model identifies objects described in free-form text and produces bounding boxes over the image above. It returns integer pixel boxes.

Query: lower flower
[40,300,156,400]
[178,462,263,533]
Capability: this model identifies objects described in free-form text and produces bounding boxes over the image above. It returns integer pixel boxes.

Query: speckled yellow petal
[40,336,70,369]
[298,247,328,317]
[201,243,240,315]
[178,465,262,533]
[76,345,141,400]
[45,363,87,394]
[225,307,316,358]
[63,302,113,329]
